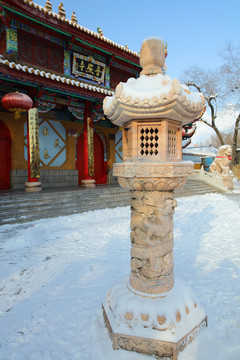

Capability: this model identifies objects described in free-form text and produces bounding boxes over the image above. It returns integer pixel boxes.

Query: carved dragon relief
[129,190,177,294]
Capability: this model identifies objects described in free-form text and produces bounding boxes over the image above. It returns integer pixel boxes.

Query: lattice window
[49,44,63,73]
[119,70,131,83]
[110,68,118,89]
[138,126,160,156]
[168,128,177,156]
[35,38,48,68]
[18,30,63,73]
[18,31,34,63]
[0,31,6,55]
[110,68,135,89]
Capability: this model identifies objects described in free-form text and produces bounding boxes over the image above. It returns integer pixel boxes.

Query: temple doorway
[76,132,107,185]
[0,121,11,190]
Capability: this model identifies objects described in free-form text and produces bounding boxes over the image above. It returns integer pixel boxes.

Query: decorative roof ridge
[0,55,115,96]
[22,0,140,58]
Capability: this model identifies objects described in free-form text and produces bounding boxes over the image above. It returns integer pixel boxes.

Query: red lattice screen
[0,31,6,55]
[18,30,63,73]
[110,67,134,89]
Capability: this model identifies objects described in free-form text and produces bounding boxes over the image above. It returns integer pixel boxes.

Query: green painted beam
[0,75,36,87]
[43,87,98,102]
[0,75,103,102]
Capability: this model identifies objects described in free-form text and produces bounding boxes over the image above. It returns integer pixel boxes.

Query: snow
[183,146,217,157]
[0,193,240,359]
[104,275,206,342]
[114,74,203,106]
[103,73,205,127]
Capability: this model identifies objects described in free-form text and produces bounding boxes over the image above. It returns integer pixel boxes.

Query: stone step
[0,190,128,208]
[0,180,220,226]
[0,195,129,219]
[0,199,130,225]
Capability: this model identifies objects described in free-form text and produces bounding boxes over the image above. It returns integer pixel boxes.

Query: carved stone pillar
[115,161,193,297]
[102,37,207,359]
[130,189,176,295]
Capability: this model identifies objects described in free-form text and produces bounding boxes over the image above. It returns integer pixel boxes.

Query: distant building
[0,0,140,190]
[183,146,217,169]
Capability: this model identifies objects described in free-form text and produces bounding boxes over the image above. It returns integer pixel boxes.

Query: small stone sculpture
[209,145,234,190]
[97,27,104,37]
[209,145,233,174]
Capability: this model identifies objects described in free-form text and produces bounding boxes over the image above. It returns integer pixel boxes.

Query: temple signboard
[72,53,105,84]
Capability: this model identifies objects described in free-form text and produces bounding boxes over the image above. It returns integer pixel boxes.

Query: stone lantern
[102,37,207,359]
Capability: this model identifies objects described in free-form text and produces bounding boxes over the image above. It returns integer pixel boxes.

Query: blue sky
[37,0,240,80]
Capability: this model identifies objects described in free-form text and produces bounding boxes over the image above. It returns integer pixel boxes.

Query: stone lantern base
[103,276,207,360]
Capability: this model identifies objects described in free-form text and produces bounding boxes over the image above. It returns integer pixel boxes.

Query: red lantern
[182,128,186,137]
[1,92,33,119]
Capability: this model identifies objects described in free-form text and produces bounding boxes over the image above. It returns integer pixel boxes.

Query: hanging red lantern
[1,92,33,119]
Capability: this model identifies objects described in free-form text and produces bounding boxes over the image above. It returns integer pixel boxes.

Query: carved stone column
[115,161,193,297]
[130,189,176,295]
[102,37,207,359]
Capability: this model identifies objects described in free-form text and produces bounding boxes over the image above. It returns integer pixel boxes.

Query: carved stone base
[113,161,193,191]
[103,276,207,359]
[81,179,96,187]
[25,181,42,192]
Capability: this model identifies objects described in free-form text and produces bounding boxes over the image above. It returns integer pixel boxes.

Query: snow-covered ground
[0,193,240,360]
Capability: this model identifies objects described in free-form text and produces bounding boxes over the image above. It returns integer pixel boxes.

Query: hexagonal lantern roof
[103,37,205,127]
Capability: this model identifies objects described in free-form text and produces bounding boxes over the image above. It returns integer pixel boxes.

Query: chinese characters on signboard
[72,53,105,84]
[28,108,40,178]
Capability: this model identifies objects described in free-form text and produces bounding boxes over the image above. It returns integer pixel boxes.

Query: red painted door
[76,133,107,185]
[0,122,11,190]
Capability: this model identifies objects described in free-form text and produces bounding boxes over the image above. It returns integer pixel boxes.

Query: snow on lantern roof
[22,0,140,58]
[103,37,205,126]
[103,73,205,126]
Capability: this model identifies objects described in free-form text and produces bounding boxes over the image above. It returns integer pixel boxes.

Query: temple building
[0,0,140,190]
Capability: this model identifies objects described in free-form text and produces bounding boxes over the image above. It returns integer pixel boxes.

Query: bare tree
[220,42,240,104]
[182,43,240,165]
[206,128,240,149]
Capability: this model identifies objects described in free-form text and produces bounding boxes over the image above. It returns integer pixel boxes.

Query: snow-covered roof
[183,146,217,157]
[103,73,205,126]
[23,0,140,58]
[0,55,114,96]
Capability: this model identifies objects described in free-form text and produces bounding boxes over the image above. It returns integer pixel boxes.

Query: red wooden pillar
[81,101,96,187]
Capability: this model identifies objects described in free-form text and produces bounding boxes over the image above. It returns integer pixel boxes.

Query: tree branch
[232,113,240,165]
[185,82,202,93]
